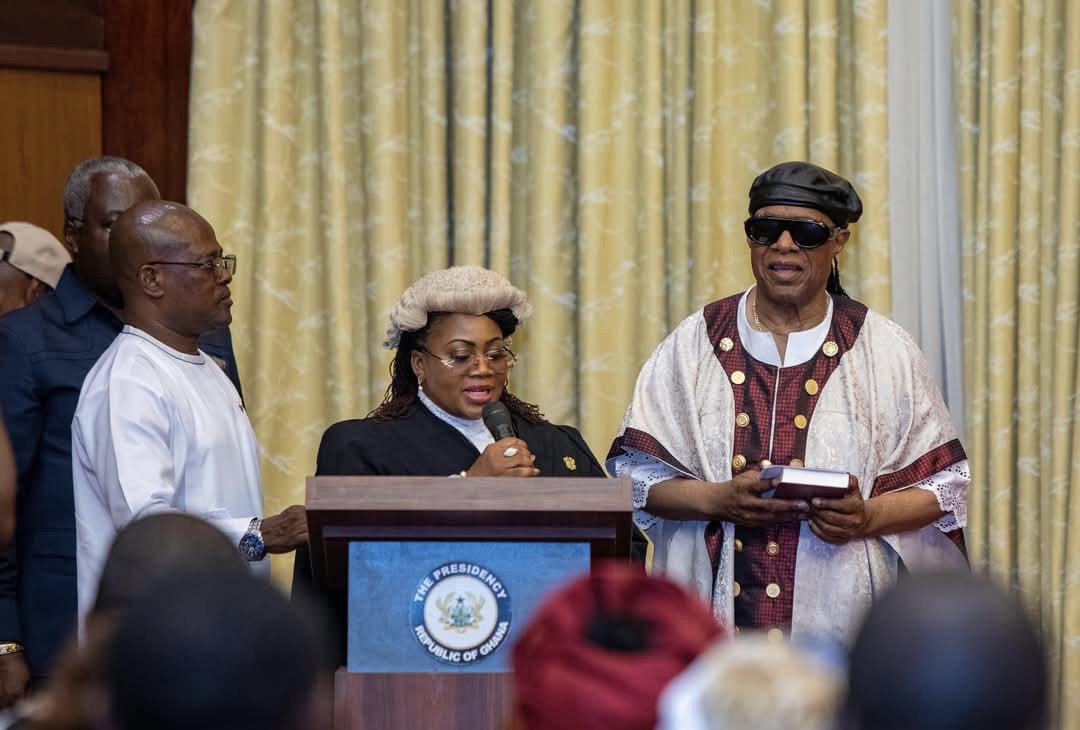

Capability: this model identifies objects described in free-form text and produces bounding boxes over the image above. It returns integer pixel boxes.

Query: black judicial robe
[313,399,606,479]
[292,400,608,662]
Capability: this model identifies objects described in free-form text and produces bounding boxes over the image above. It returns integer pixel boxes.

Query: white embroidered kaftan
[608,290,968,644]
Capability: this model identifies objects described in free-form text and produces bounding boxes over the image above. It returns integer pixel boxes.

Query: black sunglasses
[744,216,840,249]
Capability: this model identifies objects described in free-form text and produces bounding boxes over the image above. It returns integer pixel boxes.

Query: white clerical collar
[417,387,494,453]
[736,287,833,367]
[120,324,206,364]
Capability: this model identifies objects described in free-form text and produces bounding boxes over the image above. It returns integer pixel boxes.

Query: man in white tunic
[72,201,308,620]
[608,162,969,645]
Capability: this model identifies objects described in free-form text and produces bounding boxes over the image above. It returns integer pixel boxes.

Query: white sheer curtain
[886,0,965,433]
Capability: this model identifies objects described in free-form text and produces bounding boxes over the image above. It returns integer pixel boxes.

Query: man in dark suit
[0,157,243,704]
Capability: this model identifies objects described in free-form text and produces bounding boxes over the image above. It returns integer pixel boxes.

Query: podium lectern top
[306,475,629,511]
[305,476,631,591]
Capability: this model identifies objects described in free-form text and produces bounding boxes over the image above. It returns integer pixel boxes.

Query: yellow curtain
[954,0,1080,724]
[188,0,891,584]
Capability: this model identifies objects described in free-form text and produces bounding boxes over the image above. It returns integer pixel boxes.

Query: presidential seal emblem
[410,562,512,665]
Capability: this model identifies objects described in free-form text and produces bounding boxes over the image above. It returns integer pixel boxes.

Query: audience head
[92,512,246,617]
[0,222,70,317]
[510,562,724,730]
[62,156,160,307]
[656,634,842,730]
[376,265,537,422]
[842,572,1048,730]
[105,566,332,730]
[28,514,263,730]
[109,200,235,341]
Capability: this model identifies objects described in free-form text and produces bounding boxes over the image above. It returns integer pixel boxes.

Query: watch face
[240,532,264,561]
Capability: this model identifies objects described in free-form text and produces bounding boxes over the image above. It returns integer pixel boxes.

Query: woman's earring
[417,374,425,389]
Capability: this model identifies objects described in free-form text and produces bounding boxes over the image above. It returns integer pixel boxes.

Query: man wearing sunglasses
[70,201,308,626]
[609,161,968,646]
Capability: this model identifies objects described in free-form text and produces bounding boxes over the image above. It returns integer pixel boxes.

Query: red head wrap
[511,562,724,730]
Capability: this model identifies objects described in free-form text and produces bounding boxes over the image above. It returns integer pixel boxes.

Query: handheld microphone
[482,401,516,441]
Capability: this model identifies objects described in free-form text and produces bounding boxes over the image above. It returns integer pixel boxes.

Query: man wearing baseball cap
[0,223,71,318]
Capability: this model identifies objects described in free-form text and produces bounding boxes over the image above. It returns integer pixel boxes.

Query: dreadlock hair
[370,308,546,424]
[826,256,848,297]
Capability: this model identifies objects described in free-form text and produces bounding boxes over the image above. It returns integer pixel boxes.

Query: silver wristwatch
[238,517,266,561]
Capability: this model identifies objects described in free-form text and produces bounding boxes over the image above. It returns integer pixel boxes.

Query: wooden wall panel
[102,0,195,204]
[0,0,196,230]
[0,0,104,49]
[0,43,108,72]
[0,68,102,238]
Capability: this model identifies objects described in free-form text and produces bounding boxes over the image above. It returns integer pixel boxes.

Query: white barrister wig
[383,265,533,349]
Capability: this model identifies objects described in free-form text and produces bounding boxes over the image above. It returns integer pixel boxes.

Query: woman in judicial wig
[314,265,604,479]
[292,266,607,654]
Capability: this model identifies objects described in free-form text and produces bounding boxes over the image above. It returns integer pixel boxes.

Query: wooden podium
[305,476,632,730]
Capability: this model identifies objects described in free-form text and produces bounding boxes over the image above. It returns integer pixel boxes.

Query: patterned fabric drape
[954,0,1080,724]
[188,0,891,581]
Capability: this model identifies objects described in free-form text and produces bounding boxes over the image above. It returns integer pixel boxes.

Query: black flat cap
[748,161,863,228]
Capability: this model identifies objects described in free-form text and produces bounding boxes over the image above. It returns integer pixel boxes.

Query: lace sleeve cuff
[612,448,682,531]
[912,459,970,532]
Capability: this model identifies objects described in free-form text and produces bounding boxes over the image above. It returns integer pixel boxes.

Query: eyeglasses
[418,346,518,373]
[146,254,237,279]
[744,217,840,250]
